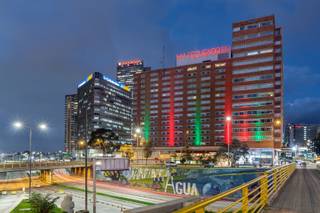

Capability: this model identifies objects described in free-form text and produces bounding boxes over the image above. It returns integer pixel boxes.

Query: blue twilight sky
[0,0,319,152]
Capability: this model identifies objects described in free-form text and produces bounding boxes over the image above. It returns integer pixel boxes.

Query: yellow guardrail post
[195,208,205,213]
[273,168,278,192]
[260,173,268,207]
[242,186,249,213]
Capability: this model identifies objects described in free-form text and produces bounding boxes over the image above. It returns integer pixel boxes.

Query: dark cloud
[285,98,320,124]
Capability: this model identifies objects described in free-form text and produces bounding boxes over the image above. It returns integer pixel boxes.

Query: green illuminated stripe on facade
[253,113,265,141]
[144,110,150,143]
[195,99,202,146]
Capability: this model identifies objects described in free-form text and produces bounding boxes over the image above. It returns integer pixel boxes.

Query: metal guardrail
[174,163,296,213]
[0,161,89,171]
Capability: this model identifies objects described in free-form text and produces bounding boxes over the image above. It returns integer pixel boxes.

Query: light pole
[225,116,232,167]
[93,159,101,213]
[13,121,48,199]
[135,127,141,147]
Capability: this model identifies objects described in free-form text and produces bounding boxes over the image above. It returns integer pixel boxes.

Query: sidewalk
[0,192,27,213]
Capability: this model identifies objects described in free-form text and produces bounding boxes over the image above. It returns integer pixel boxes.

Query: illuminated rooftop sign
[176,46,231,66]
[118,59,143,67]
[78,73,130,92]
[103,75,130,91]
[77,74,93,88]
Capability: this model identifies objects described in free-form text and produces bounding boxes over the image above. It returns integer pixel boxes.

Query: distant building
[77,72,132,145]
[116,59,147,90]
[286,124,320,147]
[64,94,78,153]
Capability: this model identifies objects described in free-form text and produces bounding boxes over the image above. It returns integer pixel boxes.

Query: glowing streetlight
[38,123,48,130]
[11,120,48,199]
[275,119,281,126]
[135,127,141,134]
[13,121,23,129]
[134,127,142,147]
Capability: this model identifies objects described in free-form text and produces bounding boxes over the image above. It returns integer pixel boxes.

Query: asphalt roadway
[265,168,320,213]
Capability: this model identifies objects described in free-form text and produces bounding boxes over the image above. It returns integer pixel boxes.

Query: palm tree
[143,141,153,165]
[29,192,59,213]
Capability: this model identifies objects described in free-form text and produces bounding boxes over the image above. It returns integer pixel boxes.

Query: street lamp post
[13,121,48,199]
[84,110,88,212]
[225,116,232,167]
[135,127,141,147]
[93,159,101,213]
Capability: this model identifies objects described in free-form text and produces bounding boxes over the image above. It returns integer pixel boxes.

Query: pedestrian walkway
[265,169,320,213]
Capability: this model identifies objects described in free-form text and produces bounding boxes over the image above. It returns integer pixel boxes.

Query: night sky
[0,0,319,152]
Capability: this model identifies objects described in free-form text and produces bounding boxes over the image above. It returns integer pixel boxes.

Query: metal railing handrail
[0,160,89,170]
[173,163,296,213]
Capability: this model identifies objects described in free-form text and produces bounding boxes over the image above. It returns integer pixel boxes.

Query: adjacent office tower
[64,94,78,153]
[286,124,320,147]
[116,59,145,90]
[77,72,132,144]
[133,16,283,156]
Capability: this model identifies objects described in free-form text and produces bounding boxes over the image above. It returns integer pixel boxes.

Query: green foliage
[29,193,60,213]
[143,141,153,163]
[88,128,120,153]
[11,197,62,213]
[230,139,249,166]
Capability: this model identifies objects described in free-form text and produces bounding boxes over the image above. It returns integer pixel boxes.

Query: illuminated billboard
[117,59,143,67]
[176,46,231,66]
[78,73,130,92]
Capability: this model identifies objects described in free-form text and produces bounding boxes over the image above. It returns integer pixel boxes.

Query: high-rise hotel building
[77,72,132,144]
[133,16,283,157]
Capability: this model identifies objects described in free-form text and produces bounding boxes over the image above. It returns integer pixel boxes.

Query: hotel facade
[133,16,283,162]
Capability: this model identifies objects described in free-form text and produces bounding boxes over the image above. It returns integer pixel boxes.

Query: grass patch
[56,184,154,206]
[11,199,63,213]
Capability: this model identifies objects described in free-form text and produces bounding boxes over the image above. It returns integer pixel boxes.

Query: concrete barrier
[124,196,201,213]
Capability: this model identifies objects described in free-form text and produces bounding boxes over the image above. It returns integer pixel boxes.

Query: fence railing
[0,161,88,170]
[174,163,296,213]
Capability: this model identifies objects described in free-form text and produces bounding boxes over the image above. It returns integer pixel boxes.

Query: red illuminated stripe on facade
[224,65,233,144]
[168,75,175,146]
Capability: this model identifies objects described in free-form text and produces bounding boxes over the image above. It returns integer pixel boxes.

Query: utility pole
[84,110,88,211]
[28,127,32,199]
[93,158,97,213]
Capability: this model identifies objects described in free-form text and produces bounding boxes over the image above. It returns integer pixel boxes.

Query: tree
[119,144,134,159]
[143,141,153,165]
[230,139,249,166]
[213,150,228,166]
[29,192,59,213]
[183,144,193,162]
[88,128,120,154]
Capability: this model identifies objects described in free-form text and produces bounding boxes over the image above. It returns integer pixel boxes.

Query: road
[53,170,181,204]
[266,168,320,213]
[34,186,133,213]
[0,170,180,213]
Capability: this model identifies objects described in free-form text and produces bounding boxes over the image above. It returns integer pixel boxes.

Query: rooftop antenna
[161,45,166,69]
